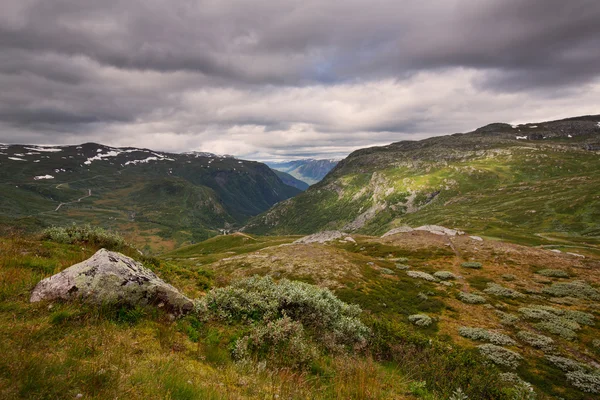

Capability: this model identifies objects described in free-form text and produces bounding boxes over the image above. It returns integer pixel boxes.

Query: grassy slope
[177,231,600,399]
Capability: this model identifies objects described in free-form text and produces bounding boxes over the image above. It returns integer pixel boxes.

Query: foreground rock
[30,249,193,315]
[382,225,465,237]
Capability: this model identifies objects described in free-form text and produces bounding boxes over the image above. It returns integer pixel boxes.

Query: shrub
[458,327,516,346]
[42,225,126,250]
[545,355,587,372]
[518,305,592,340]
[478,344,522,369]
[484,283,525,298]
[379,268,395,275]
[516,331,554,350]
[200,276,369,353]
[536,269,569,278]
[566,371,600,394]
[395,263,410,270]
[433,271,456,280]
[461,262,482,269]
[406,270,438,282]
[458,292,487,304]
[502,274,516,281]
[449,388,469,400]
[232,316,317,369]
[408,314,433,327]
[542,281,600,300]
[495,310,519,326]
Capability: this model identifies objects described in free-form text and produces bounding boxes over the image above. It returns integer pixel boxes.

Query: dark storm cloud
[0,0,599,158]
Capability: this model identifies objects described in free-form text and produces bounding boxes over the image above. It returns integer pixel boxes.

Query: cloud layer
[1,0,599,160]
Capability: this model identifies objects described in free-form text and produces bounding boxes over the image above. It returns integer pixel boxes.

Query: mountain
[0,142,301,250]
[266,158,339,185]
[246,115,600,246]
[271,169,310,191]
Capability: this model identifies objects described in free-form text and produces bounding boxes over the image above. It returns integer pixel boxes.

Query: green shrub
[42,225,126,250]
[461,262,482,269]
[566,371,600,394]
[395,263,410,270]
[544,355,587,372]
[536,269,569,278]
[433,271,456,280]
[408,314,433,327]
[458,292,487,304]
[458,327,516,346]
[518,305,592,340]
[542,280,600,300]
[516,331,554,350]
[484,283,525,299]
[478,344,522,369]
[495,310,519,326]
[200,276,369,354]
[406,270,438,282]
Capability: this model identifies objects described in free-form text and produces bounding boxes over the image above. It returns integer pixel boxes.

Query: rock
[469,236,483,241]
[414,225,465,236]
[344,236,357,244]
[30,249,193,315]
[294,231,347,244]
[381,226,414,237]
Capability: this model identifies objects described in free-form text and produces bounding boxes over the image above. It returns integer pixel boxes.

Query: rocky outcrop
[294,231,347,244]
[414,225,464,236]
[30,249,193,315]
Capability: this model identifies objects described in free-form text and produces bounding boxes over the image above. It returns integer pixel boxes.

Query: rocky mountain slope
[246,115,600,246]
[271,169,310,191]
[266,158,339,185]
[0,143,300,249]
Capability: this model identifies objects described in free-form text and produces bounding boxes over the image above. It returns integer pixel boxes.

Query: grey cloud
[0,0,599,158]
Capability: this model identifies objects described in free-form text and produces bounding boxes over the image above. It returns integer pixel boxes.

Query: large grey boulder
[30,248,193,315]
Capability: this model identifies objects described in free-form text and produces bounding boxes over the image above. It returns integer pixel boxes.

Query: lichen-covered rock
[294,231,347,244]
[30,249,193,315]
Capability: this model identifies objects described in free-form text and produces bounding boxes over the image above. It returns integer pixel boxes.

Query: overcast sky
[1,0,599,160]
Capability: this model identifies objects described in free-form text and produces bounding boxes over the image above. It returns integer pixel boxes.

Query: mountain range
[246,115,600,247]
[0,143,300,250]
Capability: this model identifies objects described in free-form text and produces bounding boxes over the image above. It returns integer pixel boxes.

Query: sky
[1,0,599,161]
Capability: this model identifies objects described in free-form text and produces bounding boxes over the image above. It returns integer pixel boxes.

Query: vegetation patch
[458,327,516,346]
[484,282,525,298]
[42,224,126,250]
[408,314,433,327]
[406,270,438,282]
[461,262,482,269]
[477,344,522,369]
[458,292,487,304]
[536,269,570,278]
[542,280,600,300]
[433,271,456,280]
[516,330,554,350]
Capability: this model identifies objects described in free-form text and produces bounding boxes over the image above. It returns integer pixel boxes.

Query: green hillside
[246,116,600,246]
[0,143,300,250]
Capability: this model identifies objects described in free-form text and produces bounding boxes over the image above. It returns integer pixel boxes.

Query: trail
[55,189,92,212]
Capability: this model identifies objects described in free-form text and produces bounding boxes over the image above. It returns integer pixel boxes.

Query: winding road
[55,189,92,211]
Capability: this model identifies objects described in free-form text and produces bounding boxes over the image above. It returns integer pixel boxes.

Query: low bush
[458,292,487,304]
[501,274,516,281]
[542,280,600,300]
[518,305,593,340]
[433,271,456,280]
[458,327,516,346]
[536,269,569,278]
[516,331,554,350]
[408,314,433,327]
[406,270,438,282]
[395,263,410,270]
[379,268,395,275]
[495,310,519,326]
[566,371,600,394]
[42,225,126,250]
[545,355,586,372]
[484,283,525,298]
[199,275,369,366]
[461,262,482,269]
[477,344,522,369]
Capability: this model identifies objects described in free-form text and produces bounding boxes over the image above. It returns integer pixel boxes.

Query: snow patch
[24,146,62,153]
[8,157,26,161]
[34,175,54,180]
[84,150,121,165]
[568,134,572,138]
[516,136,527,140]
[529,125,538,128]
[124,156,174,166]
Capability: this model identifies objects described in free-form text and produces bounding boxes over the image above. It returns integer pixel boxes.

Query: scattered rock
[294,231,347,244]
[414,225,465,236]
[381,226,414,237]
[469,236,483,241]
[30,249,193,316]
